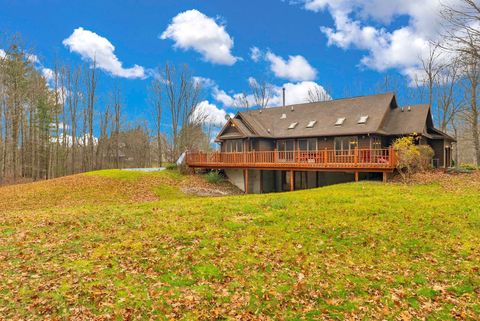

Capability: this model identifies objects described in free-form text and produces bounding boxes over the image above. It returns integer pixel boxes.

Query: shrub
[205,170,223,184]
[418,145,435,171]
[460,163,478,171]
[166,163,177,170]
[393,136,434,181]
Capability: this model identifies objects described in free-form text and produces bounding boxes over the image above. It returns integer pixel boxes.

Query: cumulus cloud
[265,51,317,82]
[193,100,232,126]
[250,46,262,62]
[299,0,460,82]
[63,27,145,79]
[42,68,54,82]
[211,78,330,108]
[161,9,238,65]
[0,49,5,58]
[269,81,331,106]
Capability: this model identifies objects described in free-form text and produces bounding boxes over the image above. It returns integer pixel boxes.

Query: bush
[418,145,435,171]
[205,170,223,184]
[459,163,478,171]
[165,163,177,170]
[393,136,434,181]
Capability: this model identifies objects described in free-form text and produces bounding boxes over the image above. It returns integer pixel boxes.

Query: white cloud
[211,78,330,108]
[269,81,331,106]
[265,51,317,81]
[42,68,54,82]
[161,9,238,65]
[27,53,39,64]
[300,0,461,82]
[63,27,145,79]
[250,46,262,62]
[193,100,232,126]
[0,49,5,58]
[193,76,216,88]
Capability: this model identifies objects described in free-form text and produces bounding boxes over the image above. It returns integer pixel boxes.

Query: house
[186,92,455,193]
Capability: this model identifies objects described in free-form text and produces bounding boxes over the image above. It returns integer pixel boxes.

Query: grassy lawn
[0,170,479,320]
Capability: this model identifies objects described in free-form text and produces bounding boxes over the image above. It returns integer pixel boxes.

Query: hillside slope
[0,170,479,320]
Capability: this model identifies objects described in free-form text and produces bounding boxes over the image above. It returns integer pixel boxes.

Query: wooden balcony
[186,147,397,172]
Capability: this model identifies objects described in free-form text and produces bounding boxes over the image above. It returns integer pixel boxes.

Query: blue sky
[0,0,450,129]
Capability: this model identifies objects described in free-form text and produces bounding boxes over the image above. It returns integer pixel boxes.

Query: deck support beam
[290,170,294,191]
[383,171,388,183]
[354,171,359,182]
[244,169,249,194]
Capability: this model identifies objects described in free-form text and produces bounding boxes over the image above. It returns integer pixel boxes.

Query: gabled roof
[381,104,430,135]
[219,92,396,139]
[215,92,454,141]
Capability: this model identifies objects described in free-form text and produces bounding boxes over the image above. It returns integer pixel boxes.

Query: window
[280,113,287,119]
[277,139,295,162]
[298,138,317,151]
[288,122,298,129]
[335,117,346,126]
[334,136,358,154]
[371,137,381,149]
[306,120,317,128]
[358,115,369,124]
[277,139,294,152]
[225,139,244,152]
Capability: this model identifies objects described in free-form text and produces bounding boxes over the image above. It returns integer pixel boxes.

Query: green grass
[0,170,479,319]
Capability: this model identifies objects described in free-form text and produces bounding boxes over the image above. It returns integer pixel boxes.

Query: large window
[277,139,295,162]
[225,139,244,152]
[277,139,295,152]
[371,137,382,149]
[334,136,358,154]
[298,138,317,151]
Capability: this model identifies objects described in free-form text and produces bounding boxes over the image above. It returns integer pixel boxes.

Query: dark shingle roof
[216,92,454,141]
[235,92,395,138]
[381,104,429,135]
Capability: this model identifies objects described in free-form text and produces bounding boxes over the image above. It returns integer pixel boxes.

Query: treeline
[0,37,212,184]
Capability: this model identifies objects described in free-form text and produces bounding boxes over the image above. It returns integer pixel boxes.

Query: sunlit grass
[0,170,479,319]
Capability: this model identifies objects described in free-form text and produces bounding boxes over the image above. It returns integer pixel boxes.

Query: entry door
[277,139,295,162]
[445,147,451,168]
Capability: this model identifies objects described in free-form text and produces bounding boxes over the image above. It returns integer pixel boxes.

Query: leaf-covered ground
[0,170,479,320]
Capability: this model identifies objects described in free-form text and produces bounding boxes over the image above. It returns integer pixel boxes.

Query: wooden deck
[186,147,397,172]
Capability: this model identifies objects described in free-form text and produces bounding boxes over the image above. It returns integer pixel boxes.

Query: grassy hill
[0,170,479,320]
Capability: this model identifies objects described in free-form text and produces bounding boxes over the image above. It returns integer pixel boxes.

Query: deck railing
[186,147,396,170]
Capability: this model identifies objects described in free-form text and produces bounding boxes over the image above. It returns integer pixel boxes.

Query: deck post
[260,170,263,193]
[354,147,358,165]
[244,169,249,193]
[354,171,359,182]
[383,171,388,183]
[290,170,294,191]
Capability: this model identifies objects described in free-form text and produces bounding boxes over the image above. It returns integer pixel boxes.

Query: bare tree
[442,0,480,60]
[461,56,480,165]
[233,92,250,109]
[307,85,331,103]
[149,77,163,166]
[249,78,271,108]
[84,59,97,170]
[163,63,201,161]
[435,58,462,132]
[421,43,445,110]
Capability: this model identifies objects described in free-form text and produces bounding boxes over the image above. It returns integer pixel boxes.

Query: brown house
[186,92,455,193]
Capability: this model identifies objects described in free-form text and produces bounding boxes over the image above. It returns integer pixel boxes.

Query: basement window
[358,115,369,124]
[306,120,317,128]
[288,122,298,129]
[335,117,346,126]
